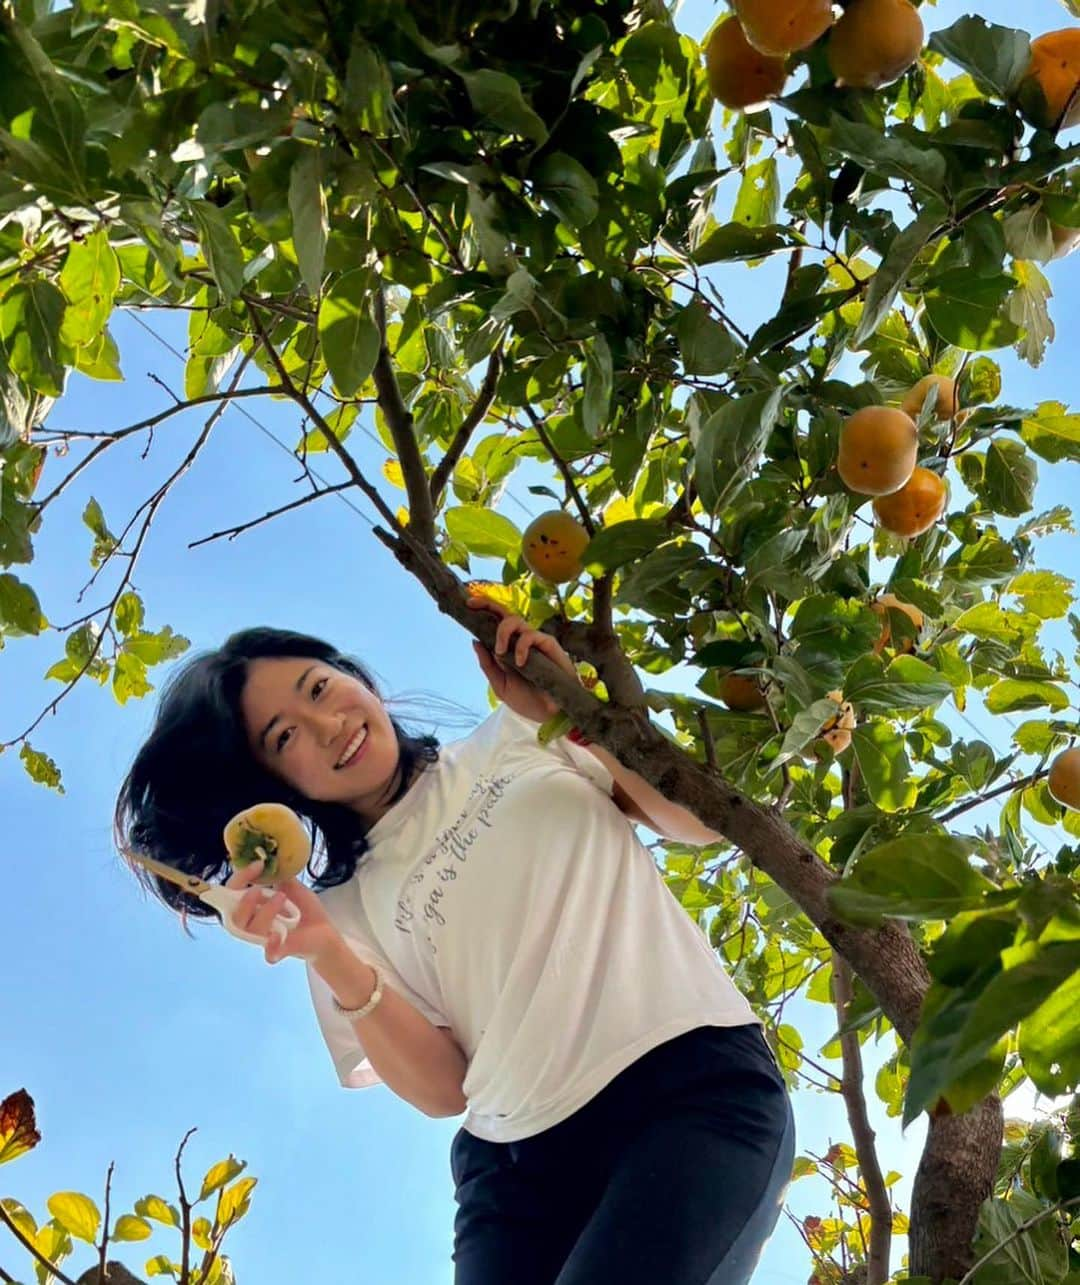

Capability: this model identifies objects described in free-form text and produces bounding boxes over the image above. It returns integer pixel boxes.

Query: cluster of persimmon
[704,0,924,112]
[836,375,957,539]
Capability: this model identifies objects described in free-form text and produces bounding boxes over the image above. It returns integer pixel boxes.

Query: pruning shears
[126,852,301,947]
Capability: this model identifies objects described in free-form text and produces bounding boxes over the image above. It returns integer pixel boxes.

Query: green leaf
[112,1214,152,1242]
[905,941,1080,1124]
[1018,967,1080,1096]
[694,389,783,515]
[829,835,996,924]
[198,1155,246,1203]
[851,722,917,813]
[459,69,548,144]
[583,520,665,575]
[0,282,67,397]
[0,14,86,187]
[444,506,522,560]
[981,438,1036,516]
[1009,571,1073,619]
[775,698,838,767]
[985,679,1070,714]
[190,202,245,304]
[344,33,392,134]
[675,300,738,376]
[215,1176,257,1227]
[581,335,612,438]
[318,269,378,398]
[289,148,328,297]
[145,1254,177,1277]
[59,229,120,346]
[115,592,145,637]
[732,157,779,229]
[971,1196,1069,1284]
[0,573,43,635]
[943,531,1018,586]
[531,152,598,230]
[124,627,189,666]
[73,328,123,383]
[134,1196,180,1227]
[19,742,63,792]
[46,1192,100,1243]
[112,651,152,705]
[827,115,947,194]
[843,655,952,712]
[1020,400,1080,463]
[924,270,1022,351]
[928,18,1031,99]
[789,595,881,665]
[690,222,793,265]
[852,205,944,348]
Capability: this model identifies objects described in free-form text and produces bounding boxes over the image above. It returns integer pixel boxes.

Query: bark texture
[909,1096,1004,1282]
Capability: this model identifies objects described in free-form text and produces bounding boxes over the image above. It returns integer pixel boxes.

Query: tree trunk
[909,1096,1004,1282]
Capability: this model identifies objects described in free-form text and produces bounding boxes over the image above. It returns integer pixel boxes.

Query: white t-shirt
[305,703,759,1143]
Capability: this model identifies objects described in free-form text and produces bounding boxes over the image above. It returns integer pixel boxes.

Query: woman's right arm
[310,936,468,1119]
[230,862,468,1119]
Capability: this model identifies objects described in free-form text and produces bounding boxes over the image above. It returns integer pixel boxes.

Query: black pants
[450,1023,796,1284]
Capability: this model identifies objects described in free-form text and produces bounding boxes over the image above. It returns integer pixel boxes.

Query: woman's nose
[314,711,345,745]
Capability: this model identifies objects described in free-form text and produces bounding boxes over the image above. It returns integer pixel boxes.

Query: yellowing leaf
[199,1155,246,1203]
[46,1191,100,1243]
[112,1214,153,1241]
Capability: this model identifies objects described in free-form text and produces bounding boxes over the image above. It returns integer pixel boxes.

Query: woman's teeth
[335,726,368,768]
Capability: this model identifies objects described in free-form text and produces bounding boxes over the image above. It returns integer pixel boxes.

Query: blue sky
[3,3,1079,1283]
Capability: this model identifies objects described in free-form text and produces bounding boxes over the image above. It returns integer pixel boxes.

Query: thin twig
[956,1196,1080,1285]
[97,1162,115,1283]
[940,769,1049,823]
[175,1128,197,1285]
[522,403,595,534]
[189,481,356,548]
[429,348,502,504]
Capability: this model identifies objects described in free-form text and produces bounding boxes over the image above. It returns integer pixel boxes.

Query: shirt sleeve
[305,930,451,1090]
[498,704,613,794]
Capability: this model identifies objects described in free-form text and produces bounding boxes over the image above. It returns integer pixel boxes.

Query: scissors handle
[199,885,302,947]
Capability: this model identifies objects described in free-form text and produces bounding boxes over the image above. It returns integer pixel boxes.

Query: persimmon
[827,0,924,89]
[873,467,948,538]
[718,671,767,711]
[871,593,924,655]
[705,16,788,111]
[1049,747,1080,810]
[814,689,856,755]
[1018,29,1080,132]
[224,802,311,884]
[733,0,834,56]
[521,510,590,583]
[836,406,919,496]
[901,375,962,422]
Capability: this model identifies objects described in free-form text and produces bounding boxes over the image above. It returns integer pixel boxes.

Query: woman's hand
[225,859,342,966]
[467,594,580,725]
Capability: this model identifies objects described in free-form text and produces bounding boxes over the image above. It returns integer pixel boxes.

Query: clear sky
[3,3,1079,1283]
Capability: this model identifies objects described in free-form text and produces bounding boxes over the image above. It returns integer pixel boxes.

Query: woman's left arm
[467,594,722,847]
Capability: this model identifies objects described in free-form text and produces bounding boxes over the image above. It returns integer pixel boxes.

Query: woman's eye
[276,728,292,753]
[312,677,328,699]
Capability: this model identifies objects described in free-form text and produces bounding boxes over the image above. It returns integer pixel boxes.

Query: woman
[116,594,795,1284]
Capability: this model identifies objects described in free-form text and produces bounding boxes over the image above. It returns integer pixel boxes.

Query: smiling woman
[114,609,795,1285]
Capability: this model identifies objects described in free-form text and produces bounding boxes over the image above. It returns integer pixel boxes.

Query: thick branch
[834,955,893,1285]
[428,349,502,505]
[372,290,436,547]
[374,527,931,1040]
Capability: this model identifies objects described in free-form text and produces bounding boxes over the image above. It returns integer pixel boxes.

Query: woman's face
[240,656,403,819]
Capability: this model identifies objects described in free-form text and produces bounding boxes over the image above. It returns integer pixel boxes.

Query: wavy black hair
[114,626,453,922]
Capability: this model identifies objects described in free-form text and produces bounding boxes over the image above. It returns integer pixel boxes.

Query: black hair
[114,626,449,922]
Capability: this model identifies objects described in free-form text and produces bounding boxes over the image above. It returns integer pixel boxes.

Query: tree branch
[833,954,893,1285]
[371,290,437,546]
[97,1161,116,1283]
[188,481,356,548]
[175,1128,196,1285]
[428,348,502,506]
[940,769,1050,823]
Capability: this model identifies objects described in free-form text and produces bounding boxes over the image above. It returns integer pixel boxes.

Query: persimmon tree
[3,0,1080,1280]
